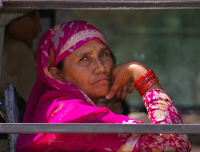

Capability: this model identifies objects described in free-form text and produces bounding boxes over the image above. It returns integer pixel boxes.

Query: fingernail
[106,94,111,99]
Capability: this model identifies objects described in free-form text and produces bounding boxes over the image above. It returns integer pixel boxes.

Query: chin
[91,87,109,98]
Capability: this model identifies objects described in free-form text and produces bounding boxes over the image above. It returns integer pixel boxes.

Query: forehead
[77,39,107,52]
[67,39,108,59]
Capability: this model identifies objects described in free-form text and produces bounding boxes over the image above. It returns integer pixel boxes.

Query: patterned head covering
[37,20,110,92]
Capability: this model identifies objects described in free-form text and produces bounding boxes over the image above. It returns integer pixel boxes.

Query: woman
[16,20,191,151]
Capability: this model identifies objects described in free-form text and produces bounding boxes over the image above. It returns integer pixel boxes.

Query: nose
[94,58,106,75]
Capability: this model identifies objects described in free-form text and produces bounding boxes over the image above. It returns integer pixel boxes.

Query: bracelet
[134,70,159,96]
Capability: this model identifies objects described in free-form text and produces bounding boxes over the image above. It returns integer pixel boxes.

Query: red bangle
[134,70,159,96]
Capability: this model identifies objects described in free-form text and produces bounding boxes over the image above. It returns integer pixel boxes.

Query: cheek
[64,66,90,86]
[105,60,114,73]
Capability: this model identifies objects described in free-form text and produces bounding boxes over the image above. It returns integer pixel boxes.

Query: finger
[106,81,121,100]
[121,83,128,100]
[128,79,135,93]
[116,88,121,99]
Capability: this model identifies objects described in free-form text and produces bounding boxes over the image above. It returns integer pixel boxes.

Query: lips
[94,77,110,84]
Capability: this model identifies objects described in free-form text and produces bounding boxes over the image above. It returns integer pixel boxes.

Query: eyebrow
[99,47,109,53]
[79,50,93,57]
[78,46,109,57]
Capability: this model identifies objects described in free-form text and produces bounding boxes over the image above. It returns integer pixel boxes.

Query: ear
[49,67,63,80]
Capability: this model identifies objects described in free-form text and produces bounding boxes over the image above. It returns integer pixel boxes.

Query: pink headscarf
[16,20,140,152]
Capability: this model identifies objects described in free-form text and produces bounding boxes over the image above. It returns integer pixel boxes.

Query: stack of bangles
[134,70,159,96]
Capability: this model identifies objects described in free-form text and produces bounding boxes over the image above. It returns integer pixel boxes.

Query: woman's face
[61,39,114,103]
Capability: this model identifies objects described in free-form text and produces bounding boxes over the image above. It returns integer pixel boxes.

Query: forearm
[136,89,191,151]
[143,89,182,124]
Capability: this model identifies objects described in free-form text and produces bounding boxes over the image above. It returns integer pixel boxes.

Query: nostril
[94,64,106,75]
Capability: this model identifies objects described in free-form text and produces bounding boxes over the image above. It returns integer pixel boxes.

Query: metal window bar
[0,123,200,134]
[2,0,200,10]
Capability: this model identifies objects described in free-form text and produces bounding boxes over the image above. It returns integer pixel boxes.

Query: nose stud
[93,46,97,50]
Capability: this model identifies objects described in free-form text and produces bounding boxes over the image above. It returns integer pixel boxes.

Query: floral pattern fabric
[128,89,191,152]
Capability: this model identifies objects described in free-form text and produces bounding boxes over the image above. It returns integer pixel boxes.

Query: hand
[106,61,149,100]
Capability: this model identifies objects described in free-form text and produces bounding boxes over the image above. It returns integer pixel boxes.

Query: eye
[100,52,109,57]
[80,57,88,61]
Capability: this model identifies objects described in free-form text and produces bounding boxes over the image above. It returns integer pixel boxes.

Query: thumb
[105,81,120,100]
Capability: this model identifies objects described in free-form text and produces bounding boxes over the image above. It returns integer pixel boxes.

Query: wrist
[134,70,159,96]
[128,61,148,82]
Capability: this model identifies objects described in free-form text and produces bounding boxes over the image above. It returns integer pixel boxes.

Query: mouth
[94,77,110,84]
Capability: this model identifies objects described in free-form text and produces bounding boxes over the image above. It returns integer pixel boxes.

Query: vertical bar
[0,27,5,89]
[4,83,18,152]
[0,0,2,9]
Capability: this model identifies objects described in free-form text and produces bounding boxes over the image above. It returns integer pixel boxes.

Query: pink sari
[16,20,191,152]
